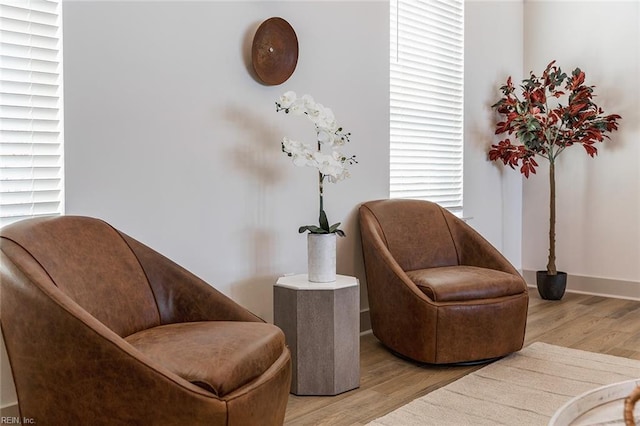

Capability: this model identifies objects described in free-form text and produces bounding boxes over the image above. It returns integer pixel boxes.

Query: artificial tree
[489,61,621,299]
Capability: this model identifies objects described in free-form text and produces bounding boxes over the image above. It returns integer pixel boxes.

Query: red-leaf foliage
[489,61,622,177]
[489,139,539,177]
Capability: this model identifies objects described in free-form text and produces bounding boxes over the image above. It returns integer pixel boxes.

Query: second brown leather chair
[359,199,528,364]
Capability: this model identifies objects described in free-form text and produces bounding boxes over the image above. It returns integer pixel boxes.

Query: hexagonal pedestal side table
[274,274,360,396]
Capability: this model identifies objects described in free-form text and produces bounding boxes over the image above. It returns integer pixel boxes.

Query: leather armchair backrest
[0,216,161,337]
[360,199,459,271]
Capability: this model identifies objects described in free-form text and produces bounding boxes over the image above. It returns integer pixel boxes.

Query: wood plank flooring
[283,291,640,425]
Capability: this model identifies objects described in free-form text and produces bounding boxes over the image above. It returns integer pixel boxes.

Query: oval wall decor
[251,17,299,86]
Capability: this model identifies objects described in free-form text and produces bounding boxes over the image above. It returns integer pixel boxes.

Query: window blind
[390,0,464,214]
[0,0,64,228]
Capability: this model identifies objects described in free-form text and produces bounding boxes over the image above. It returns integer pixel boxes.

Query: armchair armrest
[118,232,261,325]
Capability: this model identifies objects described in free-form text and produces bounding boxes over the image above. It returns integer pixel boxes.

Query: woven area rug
[368,342,640,425]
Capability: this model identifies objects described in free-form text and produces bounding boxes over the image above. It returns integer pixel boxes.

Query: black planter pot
[536,271,567,300]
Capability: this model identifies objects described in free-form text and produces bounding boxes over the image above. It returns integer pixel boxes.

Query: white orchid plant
[276,91,357,237]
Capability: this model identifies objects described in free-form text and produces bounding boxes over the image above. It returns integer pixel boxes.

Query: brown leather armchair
[0,216,291,425]
[359,199,528,364]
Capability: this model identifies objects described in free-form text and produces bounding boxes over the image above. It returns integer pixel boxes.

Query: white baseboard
[0,402,20,420]
[360,308,371,334]
[522,270,640,301]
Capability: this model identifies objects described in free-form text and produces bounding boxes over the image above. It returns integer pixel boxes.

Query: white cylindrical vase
[307,233,337,283]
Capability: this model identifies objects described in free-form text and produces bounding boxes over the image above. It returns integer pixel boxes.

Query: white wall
[62,0,389,321]
[464,0,524,267]
[523,1,640,292]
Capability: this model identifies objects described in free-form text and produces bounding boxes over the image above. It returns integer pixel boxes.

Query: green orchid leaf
[298,226,311,233]
[319,209,330,232]
[329,222,342,233]
[299,225,326,234]
[334,229,346,237]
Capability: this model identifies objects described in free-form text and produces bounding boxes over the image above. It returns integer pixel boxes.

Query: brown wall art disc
[251,17,299,85]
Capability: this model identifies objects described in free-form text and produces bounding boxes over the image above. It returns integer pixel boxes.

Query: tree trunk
[546,160,557,275]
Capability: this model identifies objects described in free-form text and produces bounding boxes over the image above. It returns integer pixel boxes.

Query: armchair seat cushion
[407,265,525,302]
[125,321,285,397]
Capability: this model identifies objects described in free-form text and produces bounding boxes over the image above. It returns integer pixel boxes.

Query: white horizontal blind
[390,0,464,213]
[0,0,64,228]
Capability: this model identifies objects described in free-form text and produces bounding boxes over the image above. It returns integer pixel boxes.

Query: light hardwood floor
[283,291,640,425]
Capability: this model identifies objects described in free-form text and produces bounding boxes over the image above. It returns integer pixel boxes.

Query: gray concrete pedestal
[274,274,360,396]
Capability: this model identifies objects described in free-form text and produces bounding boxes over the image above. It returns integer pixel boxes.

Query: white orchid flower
[277,91,297,109]
[317,128,335,145]
[276,92,356,236]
